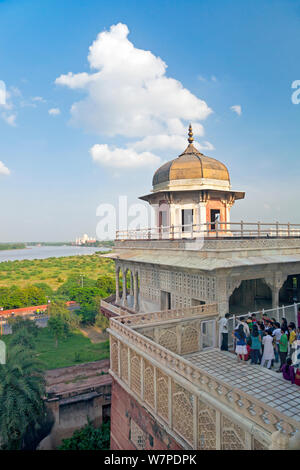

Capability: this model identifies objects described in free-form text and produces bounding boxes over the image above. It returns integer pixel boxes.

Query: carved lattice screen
[197,400,216,450]
[156,369,169,422]
[221,416,246,450]
[144,360,155,409]
[172,381,194,445]
[130,354,141,396]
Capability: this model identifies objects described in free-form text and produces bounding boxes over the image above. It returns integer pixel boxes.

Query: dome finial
[188,124,194,144]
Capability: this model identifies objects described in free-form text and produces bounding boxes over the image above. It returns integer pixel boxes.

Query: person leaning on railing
[288,322,297,356]
[219,313,230,351]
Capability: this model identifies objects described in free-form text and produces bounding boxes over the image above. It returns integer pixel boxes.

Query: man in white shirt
[219,313,230,351]
[272,322,281,363]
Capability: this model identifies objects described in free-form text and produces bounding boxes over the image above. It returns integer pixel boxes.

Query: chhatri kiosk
[102,127,300,450]
[139,124,245,236]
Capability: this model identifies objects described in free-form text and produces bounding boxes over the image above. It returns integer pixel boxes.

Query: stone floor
[185,349,300,421]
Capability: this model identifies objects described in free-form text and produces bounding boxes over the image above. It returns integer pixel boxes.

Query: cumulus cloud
[56,23,213,169]
[0,161,10,175]
[0,80,6,105]
[0,81,16,126]
[90,144,160,168]
[32,96,46,103]
[132,134,214,153]
[2,114,16,126]
[48,107,61,116]
[230,104,242,116]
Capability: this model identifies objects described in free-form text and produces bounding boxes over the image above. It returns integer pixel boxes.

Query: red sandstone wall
[206,199,227,223]
[110,378,183,450]
[0,301,78,318]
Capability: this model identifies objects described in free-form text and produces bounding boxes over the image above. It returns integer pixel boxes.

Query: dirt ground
[79,325,109,343]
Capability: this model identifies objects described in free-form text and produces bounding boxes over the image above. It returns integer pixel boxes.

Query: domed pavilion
[140,125,245,234]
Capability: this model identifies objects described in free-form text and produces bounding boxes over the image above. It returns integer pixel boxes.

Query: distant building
[75,234,97,246]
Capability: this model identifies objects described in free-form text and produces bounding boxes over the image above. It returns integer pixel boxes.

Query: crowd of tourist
[219,312,300,386]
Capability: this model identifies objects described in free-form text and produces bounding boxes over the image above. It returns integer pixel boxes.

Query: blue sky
[0,0,300,241]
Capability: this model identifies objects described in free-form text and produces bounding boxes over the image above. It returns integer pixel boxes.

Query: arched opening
[229,279,272,315]
[280,274,300,304]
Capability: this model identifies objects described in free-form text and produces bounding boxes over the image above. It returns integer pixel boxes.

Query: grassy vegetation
[2,327,110,370]
[0,254,114,289]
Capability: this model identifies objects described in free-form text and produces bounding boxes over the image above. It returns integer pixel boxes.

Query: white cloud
[56,23,213,169]
[2,113,16,126]
[132,134,214,153]
[0,82,17,125]
[0,80,6,105]
[32,96,46,103]
[0,161,10,175]
[230,105,242,116]
[48,107,61,116]
[90,144,160,168]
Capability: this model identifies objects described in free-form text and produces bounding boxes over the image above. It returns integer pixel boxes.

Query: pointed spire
[188,124,194,144]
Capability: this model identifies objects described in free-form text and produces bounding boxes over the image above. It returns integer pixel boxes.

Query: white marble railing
[116,221,300,240]
[113,303,218,325]
[100,299,131,317]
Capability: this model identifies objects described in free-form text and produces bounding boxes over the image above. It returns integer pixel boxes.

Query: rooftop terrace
[108,304,300,450]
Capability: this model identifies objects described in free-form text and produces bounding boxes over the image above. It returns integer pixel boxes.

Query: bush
[58,420,110,450]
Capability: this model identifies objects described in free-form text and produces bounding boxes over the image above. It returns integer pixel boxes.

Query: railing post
[258,221,261,237]
[241,220,244,238]
[193,395,198,450]
[215,220,219,238]
[168,376,172,429]
[288,222,290,238]
[276,221,279,237]
[191,224,194,239]
[294,303,298,326]
[171,224,174,240]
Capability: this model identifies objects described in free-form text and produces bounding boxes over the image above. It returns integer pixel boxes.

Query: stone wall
[110,379,183,451]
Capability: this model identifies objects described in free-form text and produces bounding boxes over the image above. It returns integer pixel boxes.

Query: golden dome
[153,126,230,188]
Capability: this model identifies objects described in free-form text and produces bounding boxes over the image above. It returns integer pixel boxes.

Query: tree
[9,317,39,337]
[0,345,46,450]
[95,312,109,331]
[48,300,80,347]
[9,318,39,352]
[10,327,36,350]
[58,419,110,450]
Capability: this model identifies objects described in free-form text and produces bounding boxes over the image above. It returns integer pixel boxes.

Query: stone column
[216,276,242,317]
[269,430,289,450]
[264,272,288,309]
[198,202,207,232]
[288,431,300,450]
[130,271,134,296]
[133,272,139,312]
[271,286,280,309]
[122,269,128,307]
[115,267,120,304]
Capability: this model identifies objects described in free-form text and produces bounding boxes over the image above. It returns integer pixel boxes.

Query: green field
[2,327,110,370]
[0,254,114,289]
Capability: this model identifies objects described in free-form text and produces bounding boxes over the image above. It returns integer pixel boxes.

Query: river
[0,245,110,262]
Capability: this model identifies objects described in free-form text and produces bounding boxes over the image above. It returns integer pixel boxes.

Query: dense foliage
[58,420,110,450]
[0,285,48,309]
[48,300,80,346]
[0,254,114,290]
[0,243,26,251]
[0,320,49,450]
